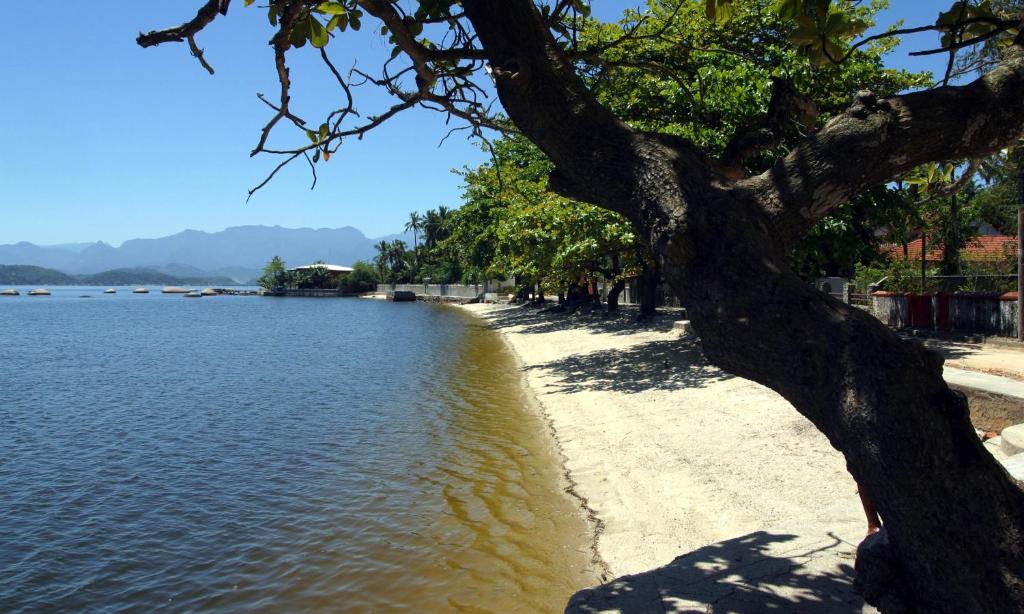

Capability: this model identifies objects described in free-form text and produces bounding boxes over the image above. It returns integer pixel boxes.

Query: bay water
[0,289,597,611]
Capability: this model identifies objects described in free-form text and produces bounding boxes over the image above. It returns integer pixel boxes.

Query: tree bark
[459,3,1024,609]
[659,193,1024,612]
[636,260,660,320]
[606,280,625,313]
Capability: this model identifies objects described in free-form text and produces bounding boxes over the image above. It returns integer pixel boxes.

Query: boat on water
[27,289,51,296]
[133,288,149,294]
[1,289,19,296]
[104,288,116,294]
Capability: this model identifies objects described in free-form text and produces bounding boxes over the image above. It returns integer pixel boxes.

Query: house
[287,263,354,284]
[882,235,1017,263]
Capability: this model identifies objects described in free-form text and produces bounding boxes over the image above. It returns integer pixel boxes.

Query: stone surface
[1001,424,1024,456]
[133,288,149,294]
[201,288,217,296]
[1002,454,1024,482]
[104,288,116,294]
[27,289,50,296]
[388,290,416,302]
[672,320,693,335]
[1,289,19,296]
[162,286,190,294]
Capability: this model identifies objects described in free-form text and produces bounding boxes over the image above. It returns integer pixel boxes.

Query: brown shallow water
[0,292,598,611]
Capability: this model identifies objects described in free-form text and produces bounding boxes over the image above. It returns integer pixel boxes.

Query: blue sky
[0,1,953,246]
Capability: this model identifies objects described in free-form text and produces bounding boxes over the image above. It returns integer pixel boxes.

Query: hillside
[0,265,236,287]
[0,225,414,281]
[0,265,77,285]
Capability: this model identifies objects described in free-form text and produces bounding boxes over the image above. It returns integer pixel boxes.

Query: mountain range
[0,225,412,283]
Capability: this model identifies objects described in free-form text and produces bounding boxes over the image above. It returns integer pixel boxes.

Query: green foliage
[587,0,929,170]
[883,257,927,293]
[0,265,77,285]
[293,260,335,289]
[852,262,886,293]
[790,186,909,278]
[338,260,379,293]
[258,255,288,290]
[959,253,1018,292]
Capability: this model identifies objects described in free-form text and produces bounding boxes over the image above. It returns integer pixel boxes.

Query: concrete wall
[872,292,1019,338]
[377,283,495,299]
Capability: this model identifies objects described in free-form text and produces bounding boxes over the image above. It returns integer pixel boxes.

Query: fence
[375,280,683,307]
[872,292,1019,338]
[377,283,497,299]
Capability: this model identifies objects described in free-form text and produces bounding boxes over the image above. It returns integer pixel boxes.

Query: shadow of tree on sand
[525,337,731,394]
[481,304,680,336]
[567,531,864,613]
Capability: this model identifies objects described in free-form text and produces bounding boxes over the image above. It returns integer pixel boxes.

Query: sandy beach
[462,303,869,612]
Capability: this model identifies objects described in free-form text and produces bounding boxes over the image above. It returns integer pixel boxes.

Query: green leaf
[318,123,329,140]
[775,0,801,20]
[315,2,347,15]
[289,22,307,48]
[309,17,329,48]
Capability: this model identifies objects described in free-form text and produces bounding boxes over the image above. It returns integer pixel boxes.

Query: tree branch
[720,78,819,176]
[462,0,719,223]
[137,0,230,73]
[752,42,1024,249]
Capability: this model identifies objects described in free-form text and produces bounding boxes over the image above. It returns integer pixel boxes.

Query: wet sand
[463,303,869,612]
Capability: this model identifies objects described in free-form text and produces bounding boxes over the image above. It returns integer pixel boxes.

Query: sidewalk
[943,366,1024,400]
[917,337,1024,382]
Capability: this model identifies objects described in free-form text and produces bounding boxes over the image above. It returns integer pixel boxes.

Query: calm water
[0,288,597,611]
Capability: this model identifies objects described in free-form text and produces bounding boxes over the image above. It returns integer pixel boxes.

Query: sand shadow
[525,337,731,394]
[479,304,681,336]
[567,531,863,613]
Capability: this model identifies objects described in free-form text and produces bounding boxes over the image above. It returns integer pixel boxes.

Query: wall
[377,283,495,299]
[872,292,1019,338]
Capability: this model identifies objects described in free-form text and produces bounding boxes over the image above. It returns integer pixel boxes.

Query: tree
[139,1,1024,610]
[258,255,288,290]
[339,259,379,293]
[373,239,389,283]
[404,211,422,252]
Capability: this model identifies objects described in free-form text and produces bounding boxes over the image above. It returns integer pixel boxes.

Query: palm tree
[436,205,451,243]
[423,209,439,249]
[404,211,422,248]
[374,240,389,281]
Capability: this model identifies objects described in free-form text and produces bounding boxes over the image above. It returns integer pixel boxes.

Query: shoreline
[461,303,868,610]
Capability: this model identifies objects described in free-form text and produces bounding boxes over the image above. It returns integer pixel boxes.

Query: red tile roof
[883,235,1018,262]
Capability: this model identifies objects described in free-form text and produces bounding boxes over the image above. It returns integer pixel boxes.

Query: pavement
[943,366,1024,400]
[919,337,1024,383]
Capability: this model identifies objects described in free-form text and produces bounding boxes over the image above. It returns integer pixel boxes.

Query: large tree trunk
[606,280,625,313]
[656,194,1024,612]
[460,2,1024,609]
[637,260,659,321]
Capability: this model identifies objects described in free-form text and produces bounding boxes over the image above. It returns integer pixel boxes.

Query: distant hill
[0,265,236,287]
[0,265,77,285]
[0,225,416,282]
